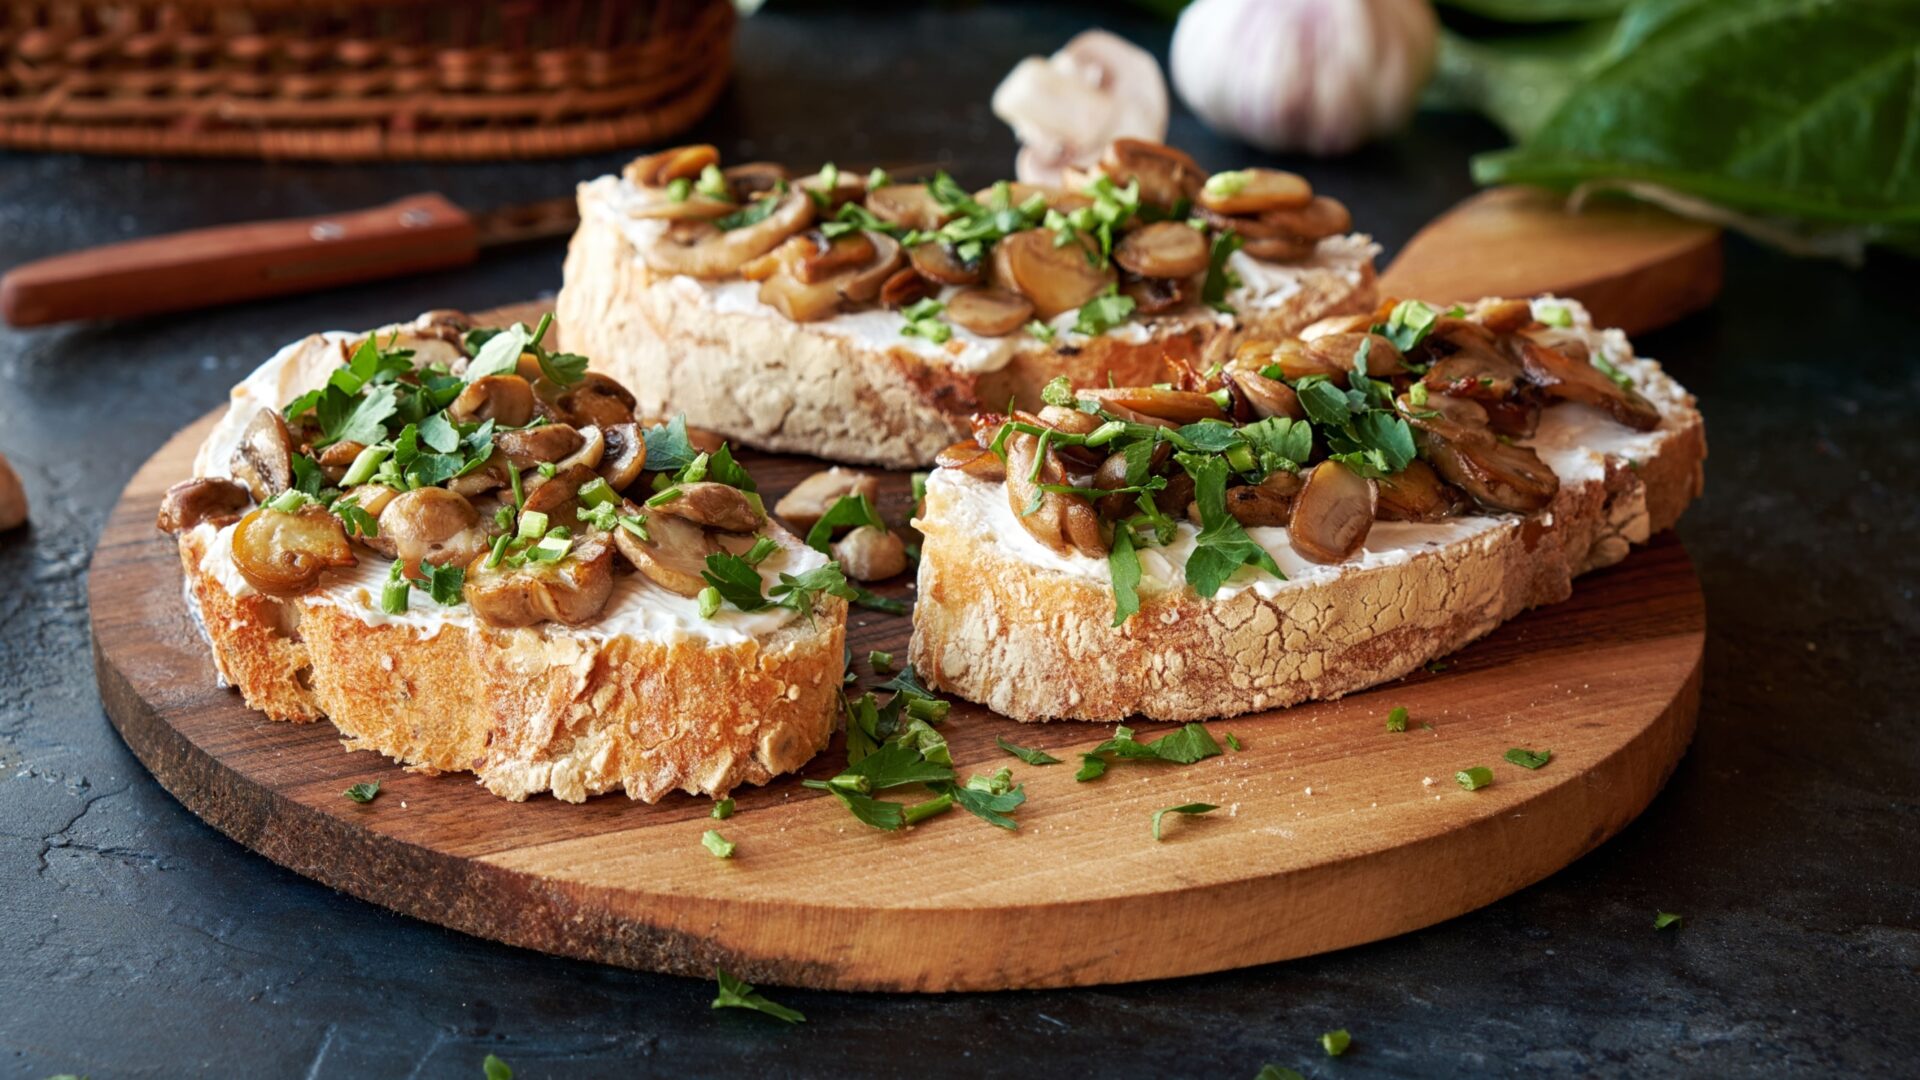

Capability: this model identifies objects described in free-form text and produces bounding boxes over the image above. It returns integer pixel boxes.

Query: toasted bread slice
[173,316,846,803]
[558,176,1377,469]
[908,300,1707,723]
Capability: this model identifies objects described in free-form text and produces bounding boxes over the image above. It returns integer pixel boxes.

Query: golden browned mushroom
[597,423,647,492]
[1090,441,1171,519]
[652,481,763,533]
[548,425,606,475]
[557,373,636,429]
[613,507,718,598]
[865,184,953,232]
[1374,459,1464,522]
[1225,470,1302,527]
[773,467,880,531]
[798,167,867,211]
[1004,429,1105,557]
[992,229,1117,319]
[838,232,906,303]
[1288,461,1376,564]
[520,462,600,529]
[230,408,294,502]
[495,423,585,469]
[909,242,983,286]
[1120,273,1191,315]
[749,230,904,321]
[1474,297,1536,334]
[343,483,396,519]
[448,374,537,428]
[1511,338,1661,431]
[1195,168,1314,215]
[157,477,252,534]
[625,144,721,186]
[1081,386,1226,424]
[1224,367,1303,420]
[1099,139,1206,209]
[1256,195,1352,240]
[834,526,908,582]
[1411,416,1560,513]
[1114,222,1210,279]
[640,187,814,280]
[946,288,1036,337]
[1036,404,1101,435]
[724,162,790,199]
[446,454,510,498]
[464,532,615,628]
[230,505,356,597]
[880,267,934,310]
[795,231,878,284]
[375,487,488,575]
[934,441,1008,482]
[315,440,365,482]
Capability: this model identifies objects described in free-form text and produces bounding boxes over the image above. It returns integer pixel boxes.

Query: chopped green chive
[1321,1029,1352,1056]
[1151,802,1218,841]
[697,586,722,619]
[711,797,735,820]
[869,650,895,673]
[1654,910,1683,930]
[1256,1067,1305,1080]
[1456,766,1493,791]
[1504,747,1552,770]
[701,830,735,858]
[1425,660,1450,673]
[343,781,380,804]
[1387,706,1409,733]
[483,1054,513,1080]
[1225,732,1244,752]
[380,561,409,615]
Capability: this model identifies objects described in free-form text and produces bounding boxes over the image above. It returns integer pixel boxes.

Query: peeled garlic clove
[1173,0,1437,156]
[993,30,1169,186]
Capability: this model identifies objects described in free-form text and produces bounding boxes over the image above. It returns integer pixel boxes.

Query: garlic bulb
[992,30,1168,187]
[1172,0,1437,156]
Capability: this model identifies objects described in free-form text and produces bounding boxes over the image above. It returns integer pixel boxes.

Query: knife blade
[0,192,581,328]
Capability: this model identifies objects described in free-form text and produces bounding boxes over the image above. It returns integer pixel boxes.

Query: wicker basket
[0,0,734,160]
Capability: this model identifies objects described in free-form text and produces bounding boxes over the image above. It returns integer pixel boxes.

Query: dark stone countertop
[1,6,1915,1078]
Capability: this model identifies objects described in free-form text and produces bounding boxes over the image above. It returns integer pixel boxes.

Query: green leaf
[1151,802,1218,841]
[1073,287,1137,336]
[996,736,1061,766]
[1387,706,1409,733]
[841,741,954,790]
[1654,910,1684,930]
[714,185,789,231]
[1179,453,1284,597]
[1505,747,1553,769]
[316,383,398,449]
[712,968,805,1023]
[642,416,702,475]
[343,781,380,804]
[769,562,858,616]
[483,1053,513,1080]
[703,442,757,493]
[1439,0,1626,18]
[814,783,906,830]
[701,829,735,858]
[1470,0,1920,247]
[422,563,465,607]
[1256,1067,1306,1080]
[1201,229,1245,310]
[1108,524,1143,626]
[848,585,909,615]
[805,493,884,552]
[939,776,1026,831]
[1075,754,1108,782]
[1143,723,1223,764]
[1321,1028,1352,1057]
[417,411,460,453]
[464,323,530,382]
[701,551,771,612]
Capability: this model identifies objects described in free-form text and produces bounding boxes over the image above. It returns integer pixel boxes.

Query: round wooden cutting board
[92,410,1702,994]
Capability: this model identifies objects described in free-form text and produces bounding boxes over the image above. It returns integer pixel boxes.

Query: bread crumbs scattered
[1422,776,1435,787]
[1303,786,1313,796]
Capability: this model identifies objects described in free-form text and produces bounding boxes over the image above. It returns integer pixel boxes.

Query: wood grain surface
[1380,185,1723,336]
[91,413,1703,992]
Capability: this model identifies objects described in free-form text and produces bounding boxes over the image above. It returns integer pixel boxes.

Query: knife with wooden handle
[0,193,579,328]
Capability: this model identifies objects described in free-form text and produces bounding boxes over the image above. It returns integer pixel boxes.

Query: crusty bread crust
[179,527,846,802]
[557,188,1377,468]
[908,373,1707,724]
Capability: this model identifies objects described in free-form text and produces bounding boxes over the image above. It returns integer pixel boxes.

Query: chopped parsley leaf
[1504,747,1552,770]
[996,736,1061,766]
[1074,287,1137,337]
[1321,1029,1352,1056]
[343,781,380,804]
[483,1053,513,1080]
[1654,911,1683,930]
[711,968,805,1023]
[1387,706,1409,733]
[1151,802,1218,841]
[804,492,884,553]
